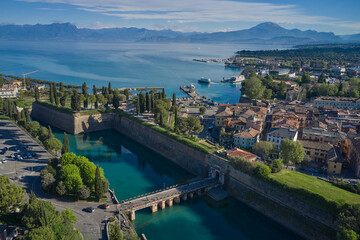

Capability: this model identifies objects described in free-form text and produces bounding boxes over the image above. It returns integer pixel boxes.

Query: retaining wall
[31,103,336,239]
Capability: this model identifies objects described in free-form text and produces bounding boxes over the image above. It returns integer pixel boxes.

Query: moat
[52,128,302,240]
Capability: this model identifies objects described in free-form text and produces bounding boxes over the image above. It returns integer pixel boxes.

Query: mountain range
[0,22,358,45]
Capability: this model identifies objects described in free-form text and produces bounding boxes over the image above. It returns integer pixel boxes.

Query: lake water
[52,129,301,240]
[0,41,288,104]
[4,40,300,239]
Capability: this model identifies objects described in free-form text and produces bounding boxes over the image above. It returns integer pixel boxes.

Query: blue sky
[0,0,359,34]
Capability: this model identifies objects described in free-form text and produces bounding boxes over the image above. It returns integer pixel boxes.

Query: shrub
[254,164,271,179]
[269,159,283,173]
[64,174,83,194]
[228,156,258,176]
[41,171,56,192]
[56,181,67,196]
[48,157,59,168]
[44,165,57,178]
[102,178,110,193]
[78,185,91,200]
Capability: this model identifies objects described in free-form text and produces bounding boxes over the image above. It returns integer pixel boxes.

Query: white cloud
[17,0,360,31]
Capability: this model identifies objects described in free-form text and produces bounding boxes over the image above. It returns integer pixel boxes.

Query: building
[266,128,298,150]
[233,128,260,149]
[31,83,46,90]
[313,97,360,109]
[225,148,258,162]
[348,138,360,177]
[215,107,233,127]
[269,69,290,75]
[0,84,19,98]
[298,140,333,163]
[327,147,343,175]
[302,126,343,144]
[9,79,22,87]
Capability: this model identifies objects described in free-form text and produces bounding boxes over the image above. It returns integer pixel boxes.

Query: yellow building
[327,147,343,175]
[298,140,332,163]
[302,127,342,144]
[10,79,23,87]
[215,107,233,127]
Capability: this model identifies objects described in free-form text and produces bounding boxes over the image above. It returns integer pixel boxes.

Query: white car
[2,159,7,163]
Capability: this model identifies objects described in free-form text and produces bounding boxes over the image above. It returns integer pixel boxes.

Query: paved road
[121,178,218,211]
[0,120,115,240]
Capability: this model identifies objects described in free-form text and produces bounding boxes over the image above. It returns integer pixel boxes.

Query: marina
[221,74,245,84]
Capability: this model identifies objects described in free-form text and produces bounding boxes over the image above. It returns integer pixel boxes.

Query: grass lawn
[270,170,360,205]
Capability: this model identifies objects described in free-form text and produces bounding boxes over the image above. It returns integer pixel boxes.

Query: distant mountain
[0,22,358,44]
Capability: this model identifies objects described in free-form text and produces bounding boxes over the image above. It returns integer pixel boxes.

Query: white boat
[221,75,245,83]
[198,77,211,84]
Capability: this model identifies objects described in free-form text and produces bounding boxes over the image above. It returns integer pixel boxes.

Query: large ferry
[221,75,245,84]
[198,77,211,84]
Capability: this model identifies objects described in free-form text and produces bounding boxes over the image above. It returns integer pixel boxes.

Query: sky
[0,0,360,34]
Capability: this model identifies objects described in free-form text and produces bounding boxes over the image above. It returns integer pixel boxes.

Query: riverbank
[31,102,339,239]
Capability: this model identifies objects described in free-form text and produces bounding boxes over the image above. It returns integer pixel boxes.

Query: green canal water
[53,129,302,240]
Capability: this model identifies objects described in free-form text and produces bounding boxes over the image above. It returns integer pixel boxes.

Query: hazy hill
[0,22,358,44]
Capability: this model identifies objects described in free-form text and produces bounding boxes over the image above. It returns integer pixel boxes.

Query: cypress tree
[8,101,13,117]
[172,92,176,107]
[25,110,30,123]
[146,92,150,112]
[21,110,25,120]
[48,126,54,139]
[174,109,179,132]
[84,97,88,109]
[71,90,81,112]
[61,132,70,154]
[59,82,64,92]
[124,89,129,101]
[108,82,112,94]
[139,92,145,113]
[95,166,103,199]
[54,84,59,106]
[93,85,97,95]
[34,87,40,101]
[82,82,88,97]
[17,111,21,122]
[162,88,166,99]
[136,98,140,115]
[150,93,154,112]
[49,84,55,104]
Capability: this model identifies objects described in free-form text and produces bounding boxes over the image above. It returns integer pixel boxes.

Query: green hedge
[35,101,74,115]
[116,110,210,154]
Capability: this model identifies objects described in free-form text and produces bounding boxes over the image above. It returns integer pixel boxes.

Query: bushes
[269,159,283,173]
[254,165,271,179]
[228,156,258,175]
[78,185,91,200]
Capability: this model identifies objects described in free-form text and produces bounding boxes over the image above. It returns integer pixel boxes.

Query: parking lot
[0,120,115,240]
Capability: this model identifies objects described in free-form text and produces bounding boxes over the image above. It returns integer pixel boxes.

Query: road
[0,120,115,240]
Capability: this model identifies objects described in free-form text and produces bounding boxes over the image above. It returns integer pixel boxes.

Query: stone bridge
[119,177,220,221]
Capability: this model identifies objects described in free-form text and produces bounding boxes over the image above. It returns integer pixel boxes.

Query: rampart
[31,102,336,240]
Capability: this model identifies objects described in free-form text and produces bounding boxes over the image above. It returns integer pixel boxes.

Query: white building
[0,84,19,98]
[266,128,298,150]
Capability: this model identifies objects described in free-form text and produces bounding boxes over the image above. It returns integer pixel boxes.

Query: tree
[84,96,88,109]
[136,98,140,115]
[41,171,56,192]
[60,152,77,165]
[253,141,274,160]
[337,228,359,240]
[263,89,272,99]
[318,73,326,83]
[110,224,123,240]
[49,84,54,104]
[25,110,31,123]
[44,138,62,154]
[113,94,120,109]
[25,226,56,240]
[60,164,81,180]
[53,84,59,106]
[59,82,64,92]
[172,92,176,107]
[62,132,70,154]
[243,77,265,100]
[269,159,283,173]
[71,90,81,112]
[301,74,311,84]
[95,166,103,199]
[60,94,66,107]
[56,181,67,196]
[139,92,146,113]
[162,88,166,99]
[199,106,206,115]
[81,82,88,97]
[124,89,130,101]
[26,121,41,137]
[78,185,91,200]
[254,164,271,179]
[0,176,25,214]
[62,208,77,225]
[35,87,40,101]
[64,174,83,193]
[146,92,150,112]
[73,156,97,189]
[48,125,54,139]
[280,139,305,165]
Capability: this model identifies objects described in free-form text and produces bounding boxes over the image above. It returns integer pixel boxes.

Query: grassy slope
[270,170,360,205]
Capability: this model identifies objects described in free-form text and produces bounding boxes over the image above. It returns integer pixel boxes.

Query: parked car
[2,159,7,163]
[102,204,110,209]
[84,207,95,213]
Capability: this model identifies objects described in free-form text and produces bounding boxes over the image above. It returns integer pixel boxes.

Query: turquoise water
[0,41,287,104]
[52,129,302,240]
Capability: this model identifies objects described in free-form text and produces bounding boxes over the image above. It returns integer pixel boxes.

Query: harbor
[180,84,201,99]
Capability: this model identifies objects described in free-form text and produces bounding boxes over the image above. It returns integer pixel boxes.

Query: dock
[180,86,201,99]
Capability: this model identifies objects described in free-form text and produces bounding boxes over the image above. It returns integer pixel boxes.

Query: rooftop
[226,148,258,161]
[298,140,333,152]
[266,128,297,139]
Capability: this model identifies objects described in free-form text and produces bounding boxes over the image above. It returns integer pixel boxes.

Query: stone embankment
[31,102,335,240]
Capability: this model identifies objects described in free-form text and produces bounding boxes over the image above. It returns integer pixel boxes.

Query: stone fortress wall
[31,102,335,240]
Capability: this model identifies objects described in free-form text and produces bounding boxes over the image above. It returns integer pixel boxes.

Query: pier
[119,177,220,221]
[180,85,201,99]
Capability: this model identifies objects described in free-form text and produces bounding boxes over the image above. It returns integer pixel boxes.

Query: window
[334,164,336,168]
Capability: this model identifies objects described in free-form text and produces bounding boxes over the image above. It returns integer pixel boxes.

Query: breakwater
[31,102,335,240]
